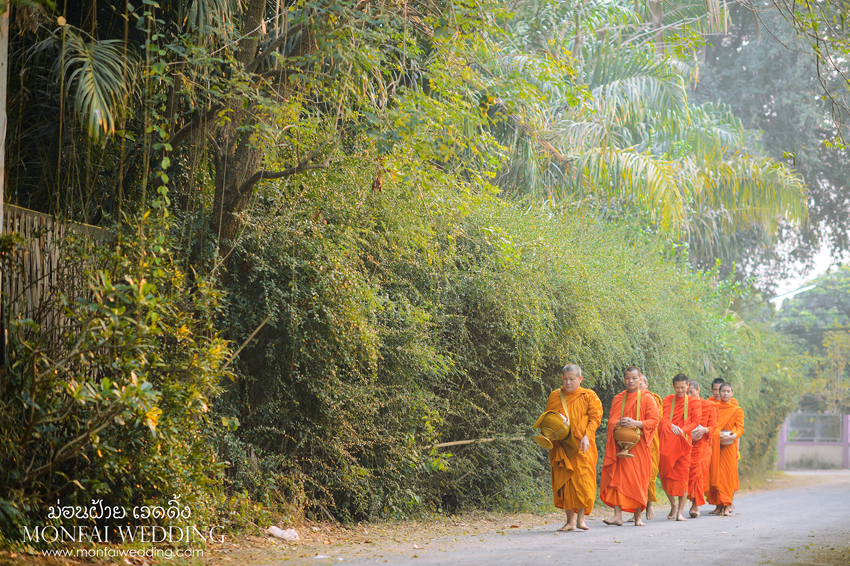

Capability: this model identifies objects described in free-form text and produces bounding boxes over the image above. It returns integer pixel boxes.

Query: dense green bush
[214,150,805,520]
[0,213,231,543]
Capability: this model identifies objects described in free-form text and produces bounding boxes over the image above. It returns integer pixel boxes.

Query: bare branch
[170,104,224,149]
[245,24,304,74]
[237,143,333,195]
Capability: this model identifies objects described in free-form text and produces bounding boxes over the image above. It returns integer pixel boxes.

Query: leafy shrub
[215,149,804,520]
[0,214,231,543]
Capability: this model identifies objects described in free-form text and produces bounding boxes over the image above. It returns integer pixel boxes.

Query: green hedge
[216,153,803,520]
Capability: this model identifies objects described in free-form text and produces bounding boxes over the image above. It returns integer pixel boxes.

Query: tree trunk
[648,0,664,56]
[0,4,9,231]
[210,0,267,250]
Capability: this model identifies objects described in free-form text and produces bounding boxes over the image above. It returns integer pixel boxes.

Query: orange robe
[658,394,700,496]
[687,397,715,505]
[709,397,740,459]
[707,401,744,506]
[601,390,659,512]
[544,387,603,514]
[701,400,718,502]
[646,391,663,503]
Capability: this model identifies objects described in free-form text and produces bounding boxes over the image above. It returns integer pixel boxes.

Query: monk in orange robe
[639,374,663,520]
[543,364,603,532]
[707,382,744,516]
[708,378,737,514]
[701,395,718,509]
[711,378,738,407]
[686,380,715,518]
[601,366,659,526]
[658,374,701,521]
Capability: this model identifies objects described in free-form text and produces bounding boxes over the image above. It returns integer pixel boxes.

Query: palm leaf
[32,26,137,140]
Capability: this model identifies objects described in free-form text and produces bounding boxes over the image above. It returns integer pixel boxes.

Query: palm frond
[689,153,808,231]
[31,26,137,140]
[582,44,689,127]
[569,147,688,228]
[180,0,239,32]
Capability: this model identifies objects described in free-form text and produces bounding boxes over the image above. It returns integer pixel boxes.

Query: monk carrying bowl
[613,425,641,458]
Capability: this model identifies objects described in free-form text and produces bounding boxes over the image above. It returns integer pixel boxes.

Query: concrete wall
[783,444,844,469]
[777,415,850,470]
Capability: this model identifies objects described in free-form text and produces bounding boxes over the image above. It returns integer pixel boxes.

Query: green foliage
[0,213,232,542]
[775,265,850,413]
[213,142,803,519]
[693,4,850,285]
[0,0,813,534]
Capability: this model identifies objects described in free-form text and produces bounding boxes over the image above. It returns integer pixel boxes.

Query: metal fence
[787,412,844,442]
[778,412,850,470]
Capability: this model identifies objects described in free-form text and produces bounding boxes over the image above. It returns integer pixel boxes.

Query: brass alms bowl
[532,411,570,450]
[613,425,641,458]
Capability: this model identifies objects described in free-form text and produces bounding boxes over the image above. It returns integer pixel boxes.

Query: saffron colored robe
[601,390,659,512]
[646,390,663,503]
[707,401,744,506]
[658,393,701,496]
[709,397,740,459]
[688,397,716,505]
[544,387,603,514]
[701,399,719,502]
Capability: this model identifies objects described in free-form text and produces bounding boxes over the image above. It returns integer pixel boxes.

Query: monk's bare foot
[646,506,655,520]
[721,506,733,517]
[689,504,700,518]
[667,509,676,520]
[556,522,575,532]
[603,517,623,526]
[624,514,636,523]
[676,512,687,521]
[634,517,646,526]
[708,506,721,515]
[577,521,590,531]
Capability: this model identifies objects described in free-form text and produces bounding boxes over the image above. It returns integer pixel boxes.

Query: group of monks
[542,364,745,531]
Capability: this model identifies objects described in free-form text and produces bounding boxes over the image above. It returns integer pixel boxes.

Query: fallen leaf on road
[510,525,519,528]
[413,543,420,549]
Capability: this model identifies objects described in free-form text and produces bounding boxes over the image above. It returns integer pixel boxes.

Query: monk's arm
[682,399,702,434]
[707,405,718,437]
[641,394,659,438]
[587,394,603,435]
[543,390,560,414]
[731,409,745,438]
[660,396,672,430]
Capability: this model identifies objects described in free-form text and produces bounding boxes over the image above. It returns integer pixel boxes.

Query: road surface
[318,472,848,566]
[209,472,850,566]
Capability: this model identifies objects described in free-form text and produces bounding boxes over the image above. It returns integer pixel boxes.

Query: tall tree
[480,0,806,266]
[693,4,850,287]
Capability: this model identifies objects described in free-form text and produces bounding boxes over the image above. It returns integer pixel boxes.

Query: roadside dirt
[202,510,567,566]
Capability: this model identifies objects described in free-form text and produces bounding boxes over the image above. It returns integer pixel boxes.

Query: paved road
[320,472,850,566]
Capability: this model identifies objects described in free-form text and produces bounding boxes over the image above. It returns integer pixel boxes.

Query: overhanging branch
[245,24,304,74]
[237,142,333,195]
[170,104,224,149]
